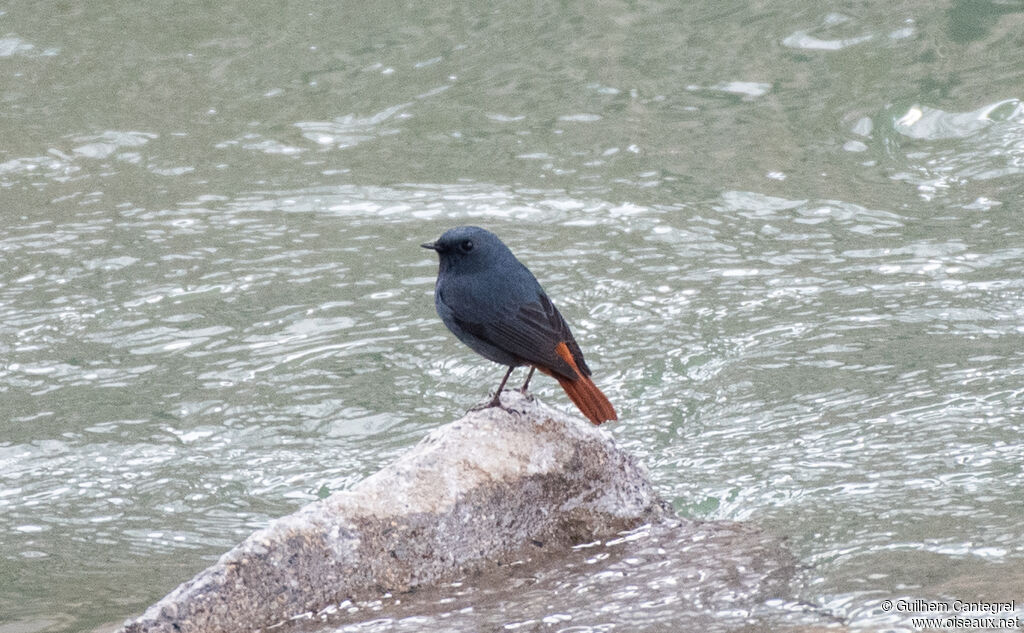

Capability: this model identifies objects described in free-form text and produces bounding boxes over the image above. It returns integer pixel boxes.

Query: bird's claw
[468,389,526,416]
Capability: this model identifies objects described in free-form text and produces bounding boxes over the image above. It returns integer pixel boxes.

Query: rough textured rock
[120,391,663,633]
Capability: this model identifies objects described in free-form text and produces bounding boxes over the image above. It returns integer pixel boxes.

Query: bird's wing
[453,291,591,381]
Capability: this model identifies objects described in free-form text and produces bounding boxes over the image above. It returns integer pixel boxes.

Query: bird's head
[421,226,512,274]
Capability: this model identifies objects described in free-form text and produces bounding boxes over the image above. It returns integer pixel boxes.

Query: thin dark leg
[519,366,536,393]
[486,365,516,408]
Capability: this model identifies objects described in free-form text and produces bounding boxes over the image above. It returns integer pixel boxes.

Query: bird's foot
[468,391,503,412]
[469,390,525,416]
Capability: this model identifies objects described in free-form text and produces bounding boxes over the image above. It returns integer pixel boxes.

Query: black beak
[421,241,438,251]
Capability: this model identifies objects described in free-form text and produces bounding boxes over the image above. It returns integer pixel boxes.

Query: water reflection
[885,99,1024,201]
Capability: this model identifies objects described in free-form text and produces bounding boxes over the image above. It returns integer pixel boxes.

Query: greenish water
[2,1,1023,631]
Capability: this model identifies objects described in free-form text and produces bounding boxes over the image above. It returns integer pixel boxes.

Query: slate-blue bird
[422,226,617,425]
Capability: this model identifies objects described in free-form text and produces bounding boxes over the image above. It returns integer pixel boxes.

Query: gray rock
[120,391,664,633]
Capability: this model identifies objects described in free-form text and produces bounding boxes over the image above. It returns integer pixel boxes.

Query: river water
[2,1,1023,632]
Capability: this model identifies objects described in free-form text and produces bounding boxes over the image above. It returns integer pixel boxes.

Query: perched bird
[422,226,617,425]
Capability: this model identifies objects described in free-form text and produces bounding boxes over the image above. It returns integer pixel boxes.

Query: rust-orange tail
[546,341,618,425]
[554,372,617,425]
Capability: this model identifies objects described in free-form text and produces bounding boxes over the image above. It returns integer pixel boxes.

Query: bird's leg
[484,365,516,409]
[518,366,536,394]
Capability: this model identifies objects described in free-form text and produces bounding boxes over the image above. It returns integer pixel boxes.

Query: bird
[421,226,617,425]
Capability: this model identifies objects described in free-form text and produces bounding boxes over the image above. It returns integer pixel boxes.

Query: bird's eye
[460,239,474,252]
